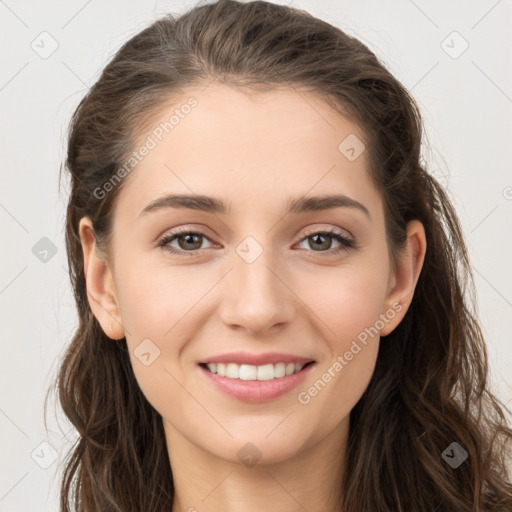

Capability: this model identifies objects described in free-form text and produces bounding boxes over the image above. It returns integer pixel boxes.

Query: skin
[79,83,426,512]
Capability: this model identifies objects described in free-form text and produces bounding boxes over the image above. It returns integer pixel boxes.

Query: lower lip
[198,363,315,403]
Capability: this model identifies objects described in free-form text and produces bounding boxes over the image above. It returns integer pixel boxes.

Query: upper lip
[199,351,315,366]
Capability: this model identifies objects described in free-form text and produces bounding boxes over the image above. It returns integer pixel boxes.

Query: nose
[219,246,296,336]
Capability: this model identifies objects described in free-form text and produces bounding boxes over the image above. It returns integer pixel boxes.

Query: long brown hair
[47,0,512,510]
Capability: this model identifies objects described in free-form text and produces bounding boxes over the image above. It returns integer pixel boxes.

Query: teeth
[240,364,257,380]
[274,363,286,378]
[205,361,307,380]
[226,363,239,378]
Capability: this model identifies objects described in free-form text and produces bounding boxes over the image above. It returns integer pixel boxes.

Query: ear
[380,220,427,336]
[78,216,125,340]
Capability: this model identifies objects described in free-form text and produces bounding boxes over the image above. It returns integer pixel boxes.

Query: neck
[166,416,349,512]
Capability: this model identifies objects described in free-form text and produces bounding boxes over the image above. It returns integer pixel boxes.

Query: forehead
[114,83,380,220]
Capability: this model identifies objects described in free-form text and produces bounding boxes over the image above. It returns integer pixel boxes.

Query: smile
[198,361,316,403]
[201,361,313,380]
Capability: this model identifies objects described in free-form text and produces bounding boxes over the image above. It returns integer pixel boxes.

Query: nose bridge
[220,233,294,334]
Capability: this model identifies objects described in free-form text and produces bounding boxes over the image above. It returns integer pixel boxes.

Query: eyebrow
[139,193,371,219]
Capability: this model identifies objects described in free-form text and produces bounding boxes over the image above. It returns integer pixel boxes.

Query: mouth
[198,359,316,403]
[199,360,315,381]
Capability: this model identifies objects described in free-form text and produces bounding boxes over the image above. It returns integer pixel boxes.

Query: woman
[49,0,512,510]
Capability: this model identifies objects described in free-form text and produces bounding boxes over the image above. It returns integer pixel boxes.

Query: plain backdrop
[1,0,511,510]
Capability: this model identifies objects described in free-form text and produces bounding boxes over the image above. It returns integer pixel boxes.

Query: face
[80,83,423,467]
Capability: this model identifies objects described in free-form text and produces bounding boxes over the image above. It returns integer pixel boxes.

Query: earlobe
[78,216,125,340]
[380,220,427,337]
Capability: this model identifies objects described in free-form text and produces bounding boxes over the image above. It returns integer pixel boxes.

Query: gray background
[1,0,511,510]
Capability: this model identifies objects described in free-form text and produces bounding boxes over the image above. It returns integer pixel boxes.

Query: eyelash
[157,227,355,257]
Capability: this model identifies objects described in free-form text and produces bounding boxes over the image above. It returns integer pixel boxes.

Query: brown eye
[297,230,354,254]
[175,233,203,251]
[158,230,214,255]
[308,233,333,251]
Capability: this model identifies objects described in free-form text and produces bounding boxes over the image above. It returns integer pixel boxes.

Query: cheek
[294,282,382,434]
[296,258,389,345]
[114,259,208,340]
[113,261,216,412]
[291,262,387,414]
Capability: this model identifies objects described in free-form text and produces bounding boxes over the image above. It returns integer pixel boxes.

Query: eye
[157,228,214,255]
[296,229,355,254]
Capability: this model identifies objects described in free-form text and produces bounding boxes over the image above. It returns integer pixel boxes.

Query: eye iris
[310,233,331,251]
[179,233,202,250]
